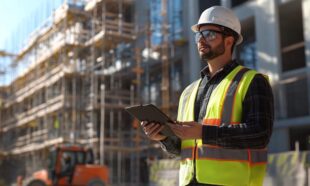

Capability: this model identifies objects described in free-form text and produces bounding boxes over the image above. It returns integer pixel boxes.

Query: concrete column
[268,127,290,152]
[302,0,310,114]
[182,0,200,86]
[253,0,287,119]
[302,0,310,57]
[254,0,281,81]
[221,0,231,7]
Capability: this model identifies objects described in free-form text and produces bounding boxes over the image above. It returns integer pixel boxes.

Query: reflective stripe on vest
[221,67,249,125]
[178,65,268,186]
[181,145,267,164]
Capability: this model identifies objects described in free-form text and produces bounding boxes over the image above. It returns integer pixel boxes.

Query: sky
[0,0,64,52]
[0,0,64,85]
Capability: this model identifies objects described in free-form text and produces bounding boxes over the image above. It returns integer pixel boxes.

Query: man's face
[196,25,226,62]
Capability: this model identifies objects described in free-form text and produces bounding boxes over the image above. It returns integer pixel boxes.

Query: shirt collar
[200,60,238,78]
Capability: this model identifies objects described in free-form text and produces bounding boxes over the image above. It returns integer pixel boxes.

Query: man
[142,6,273,186]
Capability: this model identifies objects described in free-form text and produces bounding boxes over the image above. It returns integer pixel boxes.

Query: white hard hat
[191,6,243,45]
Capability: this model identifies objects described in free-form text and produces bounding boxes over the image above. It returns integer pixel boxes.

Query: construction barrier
[264,151,310,186]
[149,158,179,186]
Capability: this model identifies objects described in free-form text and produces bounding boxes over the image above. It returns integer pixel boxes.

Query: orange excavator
[25,144,109,186]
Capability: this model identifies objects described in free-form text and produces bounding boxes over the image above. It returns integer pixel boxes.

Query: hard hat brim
[236,35,243,45]
[191,23,204,32]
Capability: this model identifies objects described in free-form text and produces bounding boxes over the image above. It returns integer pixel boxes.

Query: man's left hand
[168,121,202,140]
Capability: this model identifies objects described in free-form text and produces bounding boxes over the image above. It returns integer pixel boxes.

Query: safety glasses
[195,30,225,43]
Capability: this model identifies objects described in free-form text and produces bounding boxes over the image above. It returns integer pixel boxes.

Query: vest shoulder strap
[177,79,201,121]
[221,67,250,125]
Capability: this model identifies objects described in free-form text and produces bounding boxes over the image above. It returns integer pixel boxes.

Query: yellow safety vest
[177,65,267,186]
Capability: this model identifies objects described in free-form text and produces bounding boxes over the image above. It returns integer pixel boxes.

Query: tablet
[125,104,175,137]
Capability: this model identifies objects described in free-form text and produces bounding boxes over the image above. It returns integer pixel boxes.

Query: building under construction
[2,0,310,185]
[0,0,185,185]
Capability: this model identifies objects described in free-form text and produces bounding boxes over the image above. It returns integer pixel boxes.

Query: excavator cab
[27,144,108,186]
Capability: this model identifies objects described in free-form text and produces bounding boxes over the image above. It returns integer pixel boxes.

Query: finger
[144,122,156,131]
[143,123,156,133]
[142,122,153,135]
[141,121,151,127]
[149,125,165,138]
[147,123,162,135]
[143,123,156,135]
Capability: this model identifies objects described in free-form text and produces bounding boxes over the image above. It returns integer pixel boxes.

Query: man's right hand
[141,121,167,141]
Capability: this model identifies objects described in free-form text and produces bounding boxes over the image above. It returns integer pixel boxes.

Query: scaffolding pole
[161,0,170,115]
[100,84,105,165]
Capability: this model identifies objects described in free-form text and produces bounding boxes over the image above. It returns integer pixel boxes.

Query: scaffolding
[0,0,184,185]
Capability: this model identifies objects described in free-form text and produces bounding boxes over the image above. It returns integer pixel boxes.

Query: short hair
[220,26,239,54]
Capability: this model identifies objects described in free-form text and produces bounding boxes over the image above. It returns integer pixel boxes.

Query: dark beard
[200,40,225,62]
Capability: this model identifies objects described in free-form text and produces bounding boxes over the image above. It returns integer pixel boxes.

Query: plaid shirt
[160,60,274,155]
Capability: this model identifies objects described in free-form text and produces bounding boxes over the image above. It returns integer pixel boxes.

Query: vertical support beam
[65,112,69,140]
[130,146,134,184]
[62,0,69,142]
[31,151,35,176]
[130,85,135,105]
[134,48,142,102]
[117,109,122,185]
[302,0,310,113]
[109,110,114,181]
[118,0,123,34]
[110,50,115,90]
[90,75,97,143]
[161,0,170,115]
[72,77,77,142]
[129,84,135,185]
[100,0,107,165]
[117,151,122,184]
[268,127,289,153]
[254,0,286,122]
[255,0,281,89]
[100,84,105,165]
[145,5,151,103]
[102,0,106,36]
[221,0,231,7]
[135,129,140,185]
[109,150,114,184]
[90,0,98,152]
[61,70,66,139]
[183,0,200,85]
[254,0,287,152]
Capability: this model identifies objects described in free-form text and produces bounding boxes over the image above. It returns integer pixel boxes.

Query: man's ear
[225,36,234,47]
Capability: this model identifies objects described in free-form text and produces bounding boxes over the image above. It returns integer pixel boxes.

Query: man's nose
[197,34,208,45]
[198,37,208,46]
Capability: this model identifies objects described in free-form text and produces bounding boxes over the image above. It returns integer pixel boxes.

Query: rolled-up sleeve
[159,136,181,156]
